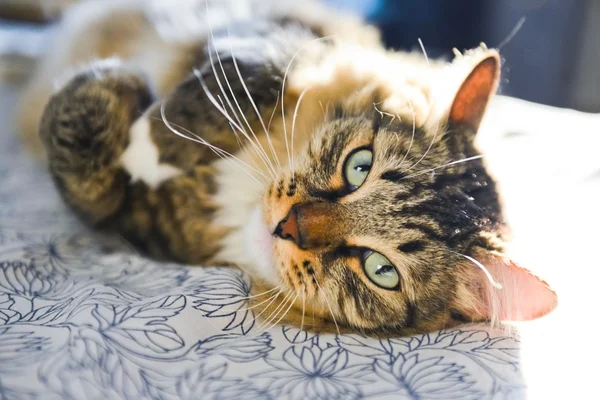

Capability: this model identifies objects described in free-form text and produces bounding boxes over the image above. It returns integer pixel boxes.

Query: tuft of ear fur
[448,50,500,132]
[456,252,558,324]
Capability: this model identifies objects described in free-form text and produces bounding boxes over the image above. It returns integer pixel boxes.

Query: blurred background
[0,0,598,111]
[327,0,600,112]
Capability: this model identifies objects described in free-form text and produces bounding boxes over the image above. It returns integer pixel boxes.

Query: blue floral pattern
[0,96,526,400]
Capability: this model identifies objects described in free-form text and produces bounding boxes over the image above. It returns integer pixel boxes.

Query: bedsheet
[1,77,599,399]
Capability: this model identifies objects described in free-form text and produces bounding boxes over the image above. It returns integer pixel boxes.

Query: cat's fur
[19,0,557,335]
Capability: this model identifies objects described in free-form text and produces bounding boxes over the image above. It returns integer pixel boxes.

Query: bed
[1,24,599,400]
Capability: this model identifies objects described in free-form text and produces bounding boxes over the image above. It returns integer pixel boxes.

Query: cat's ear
[448,50,500,132]
[455,252,557,322]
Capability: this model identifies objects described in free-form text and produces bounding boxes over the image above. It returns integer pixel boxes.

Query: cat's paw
[40,60,154,172]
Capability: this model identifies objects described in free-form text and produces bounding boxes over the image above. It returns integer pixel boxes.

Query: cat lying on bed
[18,0,557,335]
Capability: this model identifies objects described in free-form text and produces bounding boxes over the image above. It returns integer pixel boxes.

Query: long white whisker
[228,30,281,171]
[498,16,526,50]
[262,293,298,333]
[202,14,277,179]
[407,38,437,171]
[254,290,294,333]
[216,95,244,151]
[399,98,416,166]
[193,69,276,180]
[290,86,312,182]
[267,90,280,135]
[217,94,265,174]
[400,155,484,181]
[157,105,262,175]
[418,38,430,66]
[312,276,340,336]
[405,119,439,173]
[159,101,267,188]
[210,40,277,178]
[220,288,282,313]
[449,251,503,289]
[244,289,281,334]
[216,288,284,347]
[238,285,282,300]
[192,68,246,136]
[281,36,334,169]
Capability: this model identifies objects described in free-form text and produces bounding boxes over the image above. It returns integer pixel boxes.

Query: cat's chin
[243,206,279,287]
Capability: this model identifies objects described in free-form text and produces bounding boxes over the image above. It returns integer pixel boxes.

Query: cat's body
[19,0,557,335]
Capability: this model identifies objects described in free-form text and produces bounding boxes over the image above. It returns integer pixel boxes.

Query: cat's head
[252,48,557,334]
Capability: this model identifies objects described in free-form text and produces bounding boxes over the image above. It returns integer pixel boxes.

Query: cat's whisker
[220,288,283,313]
[400,154,484,181]
[405,120,439,173]
[203,1,277,178]
[312,275,341,336]
[418,38,430,66]
[253,290,295,334]
[290,86,312,182]
[228,30,282,171]
[402,38,438,172]
[193,68,245,136]
[281,36,335,170]
[212,288,285,348]
[261,293,298,334]
[201,59,277,181]
[156,108,263,179]
[217,94,265,175]
[159,103,267,189]
[267,90,281,136]
[497,16,526,50]
[399,97,416,166]
[254,287,284,316]
[216,95,244,151]
[212,47,278,179]
[227,290,295,348]
[238,284,282,300]
[449,251,503,290]
[194,68,276,180]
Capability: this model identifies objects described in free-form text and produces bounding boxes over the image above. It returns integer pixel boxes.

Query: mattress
[1,62,599,400]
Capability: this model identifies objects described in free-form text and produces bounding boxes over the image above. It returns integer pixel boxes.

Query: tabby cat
[18,0,557,335]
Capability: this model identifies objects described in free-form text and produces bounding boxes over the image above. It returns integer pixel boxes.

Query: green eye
[344,149,372,190]
[364,251,400,290]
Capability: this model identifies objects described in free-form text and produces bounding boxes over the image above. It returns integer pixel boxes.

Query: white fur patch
[120,116,182,189]
[242,206,279,286]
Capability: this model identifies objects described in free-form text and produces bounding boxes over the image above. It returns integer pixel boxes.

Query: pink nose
[274,206,301,246]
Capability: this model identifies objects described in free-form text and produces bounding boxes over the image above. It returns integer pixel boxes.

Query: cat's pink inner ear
[466,254,558,322]
[449,54,500,132]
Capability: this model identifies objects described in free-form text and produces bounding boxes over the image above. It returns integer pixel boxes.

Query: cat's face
[256,51,557,334]
[262,113,493,332]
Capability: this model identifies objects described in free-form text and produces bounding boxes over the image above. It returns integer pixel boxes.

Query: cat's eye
[363,251,400,290]
[344,148,372,190]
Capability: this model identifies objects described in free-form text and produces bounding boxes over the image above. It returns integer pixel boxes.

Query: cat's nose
[274,202,343,250]
[274,205,301,246]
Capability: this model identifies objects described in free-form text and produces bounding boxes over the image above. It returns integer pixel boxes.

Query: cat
[18,0,557,335]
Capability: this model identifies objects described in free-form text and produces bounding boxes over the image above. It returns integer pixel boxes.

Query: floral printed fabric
[0,100,525,400]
